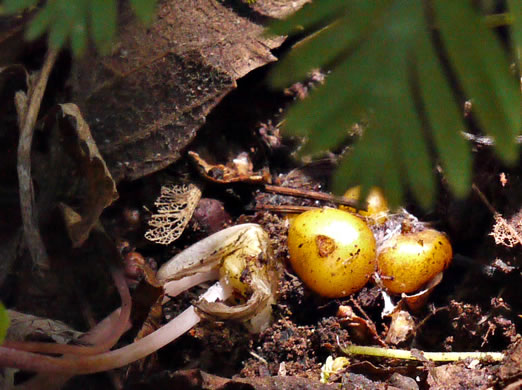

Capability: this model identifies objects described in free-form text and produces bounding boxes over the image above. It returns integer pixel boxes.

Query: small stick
[340,344,504,362]
[17,48,59,270]
[472,183,497,215]
[254,204,320,214]
[263,185,367,211]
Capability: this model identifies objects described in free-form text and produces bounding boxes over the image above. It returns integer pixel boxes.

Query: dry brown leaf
[72,0,309,182]
[33,103,118,248]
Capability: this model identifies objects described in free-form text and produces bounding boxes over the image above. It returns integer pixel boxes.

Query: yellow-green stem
[341,345,504,362]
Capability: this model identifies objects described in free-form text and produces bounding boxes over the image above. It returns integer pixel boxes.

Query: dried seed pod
[377,229,452,294]
[287,208,376,298]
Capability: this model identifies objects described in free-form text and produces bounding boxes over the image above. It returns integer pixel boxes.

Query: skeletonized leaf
[145,184,202,245]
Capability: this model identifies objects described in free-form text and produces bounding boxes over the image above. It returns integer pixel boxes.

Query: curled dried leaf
[145,184,202,245]
[188,151,271,184]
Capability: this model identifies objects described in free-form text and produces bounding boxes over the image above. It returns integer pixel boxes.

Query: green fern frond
[270,0,521,209]
[1,0,157,56]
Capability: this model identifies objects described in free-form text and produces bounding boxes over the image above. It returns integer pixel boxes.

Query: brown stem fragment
[263,184,367,211]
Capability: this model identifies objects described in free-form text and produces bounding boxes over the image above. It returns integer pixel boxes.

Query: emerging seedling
[0,224,279,375]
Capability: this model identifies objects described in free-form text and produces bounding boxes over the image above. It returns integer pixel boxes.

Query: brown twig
[471,183,497,215]
[254,204,321,214]
[17,48,59,270]
[263,184,367,211]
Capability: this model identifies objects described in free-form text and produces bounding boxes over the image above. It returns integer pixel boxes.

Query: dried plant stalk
[145,184,202,245]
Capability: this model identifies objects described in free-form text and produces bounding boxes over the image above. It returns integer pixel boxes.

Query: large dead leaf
[72,0,309,182]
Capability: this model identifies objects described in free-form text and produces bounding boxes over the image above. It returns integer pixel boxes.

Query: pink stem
[0,282,230,374]
[14,309,133,390]
[163,269,220,298]
[4,267,131,356]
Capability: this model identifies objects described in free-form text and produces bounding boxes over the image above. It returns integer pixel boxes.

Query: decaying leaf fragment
[6,310,84,345]
[145,184,202,245]
[32,103,118,248]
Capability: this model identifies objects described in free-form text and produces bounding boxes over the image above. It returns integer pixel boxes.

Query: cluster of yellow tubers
[287,187,453,298]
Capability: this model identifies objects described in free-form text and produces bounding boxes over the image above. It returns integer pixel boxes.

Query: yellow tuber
[340,186,389,224]
[287,208,376,298]
[377,229,452,294]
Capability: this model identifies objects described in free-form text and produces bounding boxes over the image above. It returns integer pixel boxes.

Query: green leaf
[268,0,348,37]
[2,0,38,13]
[0,302,9,345]
[270,1,390,87]
[70,11,88,57]
[315,1,434,208]
[283,49,377,143]
[89,0,117,54]
[508,0,522,69]
[271,0,521,208]
[129,0,156,25]
[434,0,521,163]
[416,27,471,198]
[25,0,58,40]
[48,1,80,49]
[9,0,157,56]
